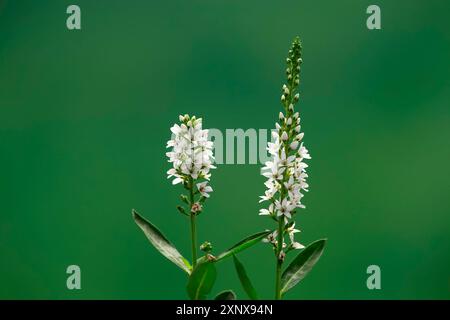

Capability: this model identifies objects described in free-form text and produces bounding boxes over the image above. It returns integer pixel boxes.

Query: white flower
[281,131,288,141]
[275,198,296,219]
[294,159,308,174]
[286,222,300,242]
[286,222,304,249]
[167,168,177,178]
[267,141,281,156]
[196,182,213,198]
[262,230,287,248]
[262,159,285,181]
[191,202,202,214]
[292,242,305,249]
[298,142,311,160]
[259,190,274,203]
[172,177,184,185]
[259,180,279,202]
[278,149,295,167]
[262,230,278,244]
[166,115,215,184]
[259,203,275,216]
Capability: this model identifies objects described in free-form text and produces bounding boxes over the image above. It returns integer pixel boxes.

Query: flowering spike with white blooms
[165,114,215,268]
[166,115,215,185]
[259,37,313,299]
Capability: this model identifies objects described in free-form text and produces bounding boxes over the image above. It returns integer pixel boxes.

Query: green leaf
[132,209,192,274]
[214,290,236,300]
[186,261,217,300]
[281,239,327,295]
[215,231,271,261]
[233,255,258,300]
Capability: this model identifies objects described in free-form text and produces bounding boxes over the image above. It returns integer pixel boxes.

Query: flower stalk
[190,213,197,267]
[188,177,198,267]
[166,115,215,269]
[259,37,311,299]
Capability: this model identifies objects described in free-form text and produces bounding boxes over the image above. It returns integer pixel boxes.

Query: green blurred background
[1,0,449,299]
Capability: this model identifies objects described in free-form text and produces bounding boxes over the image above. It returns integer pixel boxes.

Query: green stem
[275,217,284,299]
[190,213,197,268]
[275,258,282,300]
[189,177,197,268]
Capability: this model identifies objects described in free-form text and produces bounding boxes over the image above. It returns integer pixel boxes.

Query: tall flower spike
[260,37,310,253]
[259,36,312,300]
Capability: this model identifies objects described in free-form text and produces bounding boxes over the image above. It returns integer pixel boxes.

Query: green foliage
[186,261,217,300]
[132,209,192,274]
[233,255,258,300]
[281,239,327,295]
[215,231,271,261]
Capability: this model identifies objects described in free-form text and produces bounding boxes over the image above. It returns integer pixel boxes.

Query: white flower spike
[165,114,215,269]
[166,114,215,185]
[259,37,311,269]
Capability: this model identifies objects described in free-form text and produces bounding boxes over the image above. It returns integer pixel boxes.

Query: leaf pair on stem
[232,239,326,299]
[132,209,270,299]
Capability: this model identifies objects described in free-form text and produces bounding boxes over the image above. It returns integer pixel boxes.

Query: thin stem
[275,217,284,299]
[190,213,197,268]
[189,177,197,268]
[275,258,283,300]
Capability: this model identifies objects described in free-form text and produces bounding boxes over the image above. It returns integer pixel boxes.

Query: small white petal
[172,177,183,185]
[292,242,305,249]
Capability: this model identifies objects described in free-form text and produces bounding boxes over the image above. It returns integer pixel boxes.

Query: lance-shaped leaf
[233,255,258,300]
[132,209,192,274]
[186,261,217,300]
[214,290,236,300]
[215,231,271,262]
[281,239,327,295]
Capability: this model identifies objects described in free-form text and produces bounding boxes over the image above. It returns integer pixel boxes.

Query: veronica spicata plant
[232,37,327,300]
[132,114,270,300]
